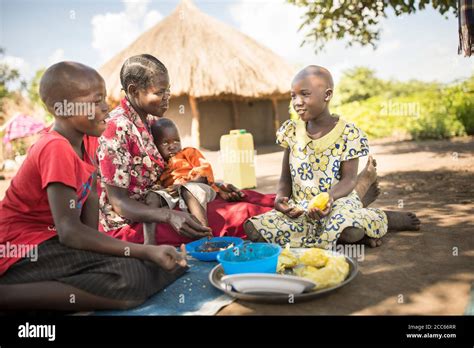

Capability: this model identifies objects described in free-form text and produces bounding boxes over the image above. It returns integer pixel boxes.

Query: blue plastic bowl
[185,237,244,262]
[217,243,282,275]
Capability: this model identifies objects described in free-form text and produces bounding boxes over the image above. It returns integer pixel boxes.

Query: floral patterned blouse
[97,98,165,232]
[277,117,369,209]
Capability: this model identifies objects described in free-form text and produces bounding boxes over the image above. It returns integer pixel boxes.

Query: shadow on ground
[219,169,474,315]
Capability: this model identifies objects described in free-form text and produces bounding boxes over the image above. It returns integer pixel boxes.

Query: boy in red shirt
[0,62,188,311]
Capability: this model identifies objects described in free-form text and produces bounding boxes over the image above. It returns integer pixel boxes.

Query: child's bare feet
[361,180,381,207]
[355,155,378,204]
[339,227,383,248]
[386,211,421,231]
[360,235,383,248]
[243,220,266,242]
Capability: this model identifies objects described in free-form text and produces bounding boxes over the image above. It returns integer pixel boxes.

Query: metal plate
[208,249,359,304]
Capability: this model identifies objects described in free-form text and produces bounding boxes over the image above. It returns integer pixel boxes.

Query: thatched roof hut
[100,0,295,149]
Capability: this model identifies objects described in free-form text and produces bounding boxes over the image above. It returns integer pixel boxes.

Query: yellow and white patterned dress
[248,117,388,249]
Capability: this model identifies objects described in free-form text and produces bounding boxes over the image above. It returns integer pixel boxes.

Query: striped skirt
[0,237,187,301]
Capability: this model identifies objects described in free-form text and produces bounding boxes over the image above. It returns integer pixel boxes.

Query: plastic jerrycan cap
[229,129,247,135]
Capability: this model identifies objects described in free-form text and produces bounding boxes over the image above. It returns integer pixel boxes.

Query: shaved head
[293,65,334,89]
[39,61,104,112]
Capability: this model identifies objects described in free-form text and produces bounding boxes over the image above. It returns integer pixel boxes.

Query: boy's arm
[329,158,358,200]
[80,173,99,229]
[46,182,187,270]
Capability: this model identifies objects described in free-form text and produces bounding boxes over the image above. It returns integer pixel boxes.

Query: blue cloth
[94,259,231,316]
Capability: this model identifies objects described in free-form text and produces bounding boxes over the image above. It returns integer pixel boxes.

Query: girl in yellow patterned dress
[245,65,392,249]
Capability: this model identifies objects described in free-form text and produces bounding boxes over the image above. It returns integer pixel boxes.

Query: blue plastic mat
[94,258,233,316]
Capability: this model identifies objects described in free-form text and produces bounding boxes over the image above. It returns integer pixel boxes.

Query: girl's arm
[47,182,187,270]
[275,148,303,218]
[276,148,292,200]
[329,158,359,200]
[105,184,211,239]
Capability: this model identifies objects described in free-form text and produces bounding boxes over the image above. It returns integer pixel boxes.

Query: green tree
[336,67,385,104]
[28,68,46,106]
[287,0,457,52]
[0,48,20,99]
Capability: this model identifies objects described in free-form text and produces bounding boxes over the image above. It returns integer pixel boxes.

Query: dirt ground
[0,136,473,315]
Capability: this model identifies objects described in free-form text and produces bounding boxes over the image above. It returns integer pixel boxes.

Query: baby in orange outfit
[143,118,220,244]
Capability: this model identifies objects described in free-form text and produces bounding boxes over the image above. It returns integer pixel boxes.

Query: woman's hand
[307,196,334,220]
[274,196,304,219]
[217,182,245,202]
[167,210,212,239]
[145,244,188,271]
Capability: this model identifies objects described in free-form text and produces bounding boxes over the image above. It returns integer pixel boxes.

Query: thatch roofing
[99,0,296,101]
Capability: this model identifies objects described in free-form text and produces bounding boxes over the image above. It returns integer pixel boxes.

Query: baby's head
[120,54,171,118]
[151,118,182,161]
[291,65,334,121]
[39,61,109,137]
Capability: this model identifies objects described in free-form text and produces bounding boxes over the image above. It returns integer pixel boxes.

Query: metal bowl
[208,250,359,304]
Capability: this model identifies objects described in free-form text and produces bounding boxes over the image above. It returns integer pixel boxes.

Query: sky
[0,0,473,86]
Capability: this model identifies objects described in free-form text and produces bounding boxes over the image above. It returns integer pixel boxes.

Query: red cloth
[99,190,275,246]
[0,131,96,275]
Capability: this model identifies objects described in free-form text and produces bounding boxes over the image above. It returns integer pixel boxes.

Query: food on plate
[299,248,329,268]
[277,245,299,272]
[277,247,350,290]
[308,192,330,210]
[294,254,349,289]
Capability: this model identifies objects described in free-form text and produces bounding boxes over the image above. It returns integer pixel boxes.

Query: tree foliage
[287,0,457,51]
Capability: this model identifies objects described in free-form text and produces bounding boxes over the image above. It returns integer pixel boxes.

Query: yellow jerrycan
[219,129,257,189]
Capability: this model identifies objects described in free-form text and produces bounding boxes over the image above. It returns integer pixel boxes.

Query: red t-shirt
[0,131,96,276]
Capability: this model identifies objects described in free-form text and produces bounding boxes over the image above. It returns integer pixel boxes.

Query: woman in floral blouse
[97,54,275,245]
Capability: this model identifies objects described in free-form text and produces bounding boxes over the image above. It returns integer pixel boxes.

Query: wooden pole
[271,98,280,134]
[231,98,240,130]
[188,95,201,148]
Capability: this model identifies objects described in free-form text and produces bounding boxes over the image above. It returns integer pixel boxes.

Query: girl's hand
[307,196,334,220]
[275,196,304,219]
[145,244,188,271]
[217,182,245,202]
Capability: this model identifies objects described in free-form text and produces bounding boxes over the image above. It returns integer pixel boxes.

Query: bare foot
[355,155,378,201]
[386,211,421,231]
[243,220,266,242]
[361,180,381,207]
[360,235,383,248]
